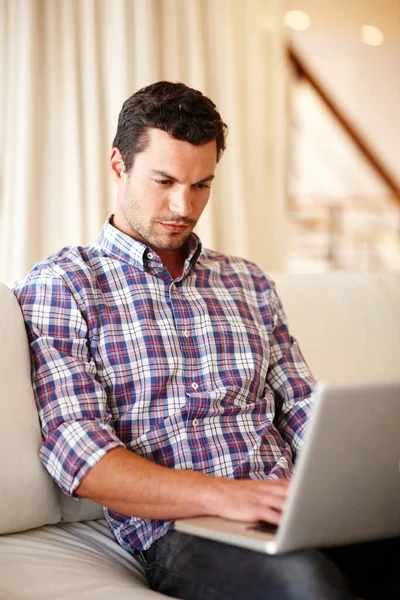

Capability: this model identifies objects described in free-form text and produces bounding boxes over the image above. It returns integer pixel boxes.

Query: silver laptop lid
[276,380,400,553]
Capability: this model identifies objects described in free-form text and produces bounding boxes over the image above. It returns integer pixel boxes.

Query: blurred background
[1,0,399,282]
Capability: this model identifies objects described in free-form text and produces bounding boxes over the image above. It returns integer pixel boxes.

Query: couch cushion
[0,283,61,533]
[58,493,105,522]
[0,521,173,599]
[272,272,400,383]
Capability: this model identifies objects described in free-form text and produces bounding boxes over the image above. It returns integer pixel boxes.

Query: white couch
[1,272,399,600]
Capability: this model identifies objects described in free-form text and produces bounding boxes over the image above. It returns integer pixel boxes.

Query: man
[15,82,398,599]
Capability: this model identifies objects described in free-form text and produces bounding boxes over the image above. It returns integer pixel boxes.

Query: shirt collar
[95,215,202,272]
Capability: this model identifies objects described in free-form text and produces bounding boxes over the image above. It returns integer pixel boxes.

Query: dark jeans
[137,531,400,600]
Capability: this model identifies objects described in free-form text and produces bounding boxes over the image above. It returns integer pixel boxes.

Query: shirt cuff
[39,420,125,496]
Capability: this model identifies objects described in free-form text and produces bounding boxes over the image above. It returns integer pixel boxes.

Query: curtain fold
[0,0,287,282]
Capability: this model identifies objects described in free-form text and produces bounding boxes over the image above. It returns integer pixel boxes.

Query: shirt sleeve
[266,278,316,454]
[14,266,124,497]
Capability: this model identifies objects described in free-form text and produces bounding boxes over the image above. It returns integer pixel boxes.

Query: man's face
[113,128,217,253]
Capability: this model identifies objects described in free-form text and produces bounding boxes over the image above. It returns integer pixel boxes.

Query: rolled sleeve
[15,267,124,496]
[266,279,316,453]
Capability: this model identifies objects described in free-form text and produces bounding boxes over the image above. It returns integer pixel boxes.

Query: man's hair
[112,81,228,172]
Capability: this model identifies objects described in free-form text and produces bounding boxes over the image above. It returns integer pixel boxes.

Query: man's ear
[110,147,127,183]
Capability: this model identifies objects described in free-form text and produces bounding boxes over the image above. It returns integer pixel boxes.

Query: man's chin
[154,230,193,251]
[158,237,190,251]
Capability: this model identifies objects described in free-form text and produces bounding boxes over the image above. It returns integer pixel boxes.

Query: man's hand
[76,447,289,524]
[207,477,289,525]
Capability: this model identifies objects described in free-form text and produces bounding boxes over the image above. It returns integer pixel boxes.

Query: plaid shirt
[15,218,315,552]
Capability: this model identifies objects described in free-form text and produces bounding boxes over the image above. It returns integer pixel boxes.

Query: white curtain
[0,0,287,282]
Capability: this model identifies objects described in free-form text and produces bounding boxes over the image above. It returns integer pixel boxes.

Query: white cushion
[58,493,105,522]
[0,283,61,533]
[0,521,173,599]
[272,272,400,383]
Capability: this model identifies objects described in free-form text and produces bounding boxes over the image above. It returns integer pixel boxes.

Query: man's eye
[196,183,210,190]
[156,180,171,185]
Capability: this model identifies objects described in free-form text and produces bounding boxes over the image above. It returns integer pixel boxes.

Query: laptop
[175,380,400,554]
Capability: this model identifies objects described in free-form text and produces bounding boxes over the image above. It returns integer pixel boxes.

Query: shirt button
[191,382,199,391]
[183,329,190,338]
[147,252,154,260]
[193,418,199,428]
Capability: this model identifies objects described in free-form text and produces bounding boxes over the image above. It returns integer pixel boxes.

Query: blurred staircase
[286,45,400,273]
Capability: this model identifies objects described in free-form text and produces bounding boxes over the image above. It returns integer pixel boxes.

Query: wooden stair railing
[288,44,400,208]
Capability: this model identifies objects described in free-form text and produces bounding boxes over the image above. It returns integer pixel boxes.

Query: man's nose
[168,187,193,217]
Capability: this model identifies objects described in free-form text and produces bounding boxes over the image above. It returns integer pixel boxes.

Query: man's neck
[158,247,187,280]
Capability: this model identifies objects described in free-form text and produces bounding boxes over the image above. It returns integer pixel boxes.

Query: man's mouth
[159,222,191,233]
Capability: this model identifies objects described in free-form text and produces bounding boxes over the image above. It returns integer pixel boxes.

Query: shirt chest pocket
[202,315,271,401]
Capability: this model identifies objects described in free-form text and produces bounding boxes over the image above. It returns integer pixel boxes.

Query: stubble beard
[122,196,196,252]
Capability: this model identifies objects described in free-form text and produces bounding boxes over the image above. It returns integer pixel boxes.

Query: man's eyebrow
[151,170,215,185]
[196,174,215,184]
[151,170,178,181]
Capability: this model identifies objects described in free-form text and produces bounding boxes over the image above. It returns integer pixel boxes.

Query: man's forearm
[75,447,217,520]
[75,446,289,524]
